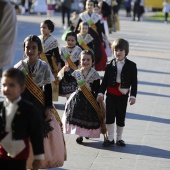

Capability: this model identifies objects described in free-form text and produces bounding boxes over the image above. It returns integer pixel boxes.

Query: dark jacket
[0,99,44,155]
[99,58,138,97]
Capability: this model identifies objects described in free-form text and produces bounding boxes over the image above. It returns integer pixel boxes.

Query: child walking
[62,50,105,144]
[58,31,82,98]
[0,68,44,170]
[69,11,80,31]
[39,19,63,70]
[77,21,94,52]
[39,19,64,101]
[14,35,66,169]
[97,38,138,147]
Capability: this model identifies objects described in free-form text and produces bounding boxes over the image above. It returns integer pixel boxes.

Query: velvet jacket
[0,99,44,156]
[99,58,138,97]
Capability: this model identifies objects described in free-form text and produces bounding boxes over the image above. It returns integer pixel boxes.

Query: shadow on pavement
[138,68,170,75]
[81,141,170,159]
[137,91,170,98]
[127,112,170,124]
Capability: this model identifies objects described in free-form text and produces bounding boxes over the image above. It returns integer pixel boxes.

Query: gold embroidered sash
[75,71,107,140]
[63,52,77,70]
[39,52,49,65]
[21,62,62,126]
[39,52,59,85]
[39,52,59,101]
[87,19,98,34]
[78,39,91,50]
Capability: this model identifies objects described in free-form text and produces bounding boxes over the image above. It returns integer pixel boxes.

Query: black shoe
[76,137,83,144]
[116,140,126,146]
[102,139,115,147]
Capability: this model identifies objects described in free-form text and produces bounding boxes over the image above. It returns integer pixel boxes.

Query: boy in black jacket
[0,68,44,170]
[97,38,138,147]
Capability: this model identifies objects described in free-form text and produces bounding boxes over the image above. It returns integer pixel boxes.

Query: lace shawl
[14,58,55,87]
[38,35,59,53]
[61,46,82,63]
[72,68,100,91]
[77,33,93,44]
[79,12,101,24]
[70,16,79,27]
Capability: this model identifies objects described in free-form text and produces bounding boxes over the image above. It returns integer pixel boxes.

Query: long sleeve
[87,41,95,52]
[74,18,82,33]
[98,65,109,95]
[0,1,17,69]
[44,83,53,107]
[91,79,101,98]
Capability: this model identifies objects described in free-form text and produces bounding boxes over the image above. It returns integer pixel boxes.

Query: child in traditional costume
[97,38,138,147]
[39,19,64,101]
[62,50,107,144]
[93,4,112,58]
[77,21,94,52]
[58,31,82,99]
[75,0,107,71]
[69,11,80,31]
[0,68,44,170]
[14,35,66,169]
[95,1,110,37]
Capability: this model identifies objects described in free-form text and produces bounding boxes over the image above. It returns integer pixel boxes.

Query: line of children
[75,0,107,71]
[60,37,138,147]
[0,21,138,170]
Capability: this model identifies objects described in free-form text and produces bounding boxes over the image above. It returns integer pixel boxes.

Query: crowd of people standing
[0,0,138,170]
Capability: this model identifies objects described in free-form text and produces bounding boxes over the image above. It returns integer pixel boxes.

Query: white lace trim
[38,35,59,53]
[77,33,93,44]
[80,12,101,24]
[72,68,100,91]
[61,46,82,63]
[14,58,55,87]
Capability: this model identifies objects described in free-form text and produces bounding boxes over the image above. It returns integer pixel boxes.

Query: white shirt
[0,97,44,159]
[116,59,125,83]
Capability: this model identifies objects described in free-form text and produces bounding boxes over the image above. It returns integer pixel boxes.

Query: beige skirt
[27,108,66,169]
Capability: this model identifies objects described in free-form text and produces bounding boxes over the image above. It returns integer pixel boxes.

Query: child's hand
[64,62,69,72]
[32,160,41,170]
[97,95,104,102]
[129,98,136,105]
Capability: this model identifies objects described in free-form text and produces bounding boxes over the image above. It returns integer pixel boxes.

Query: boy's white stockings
[116,126,124,141]
[106,124,124,141]
[106,123,115,141]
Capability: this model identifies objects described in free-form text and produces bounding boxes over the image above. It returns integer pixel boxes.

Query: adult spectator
[132,0,141,21]
[124,0,132,17]
[162,0,170,23]
[61,0,74,29]
[0,0,17,76]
